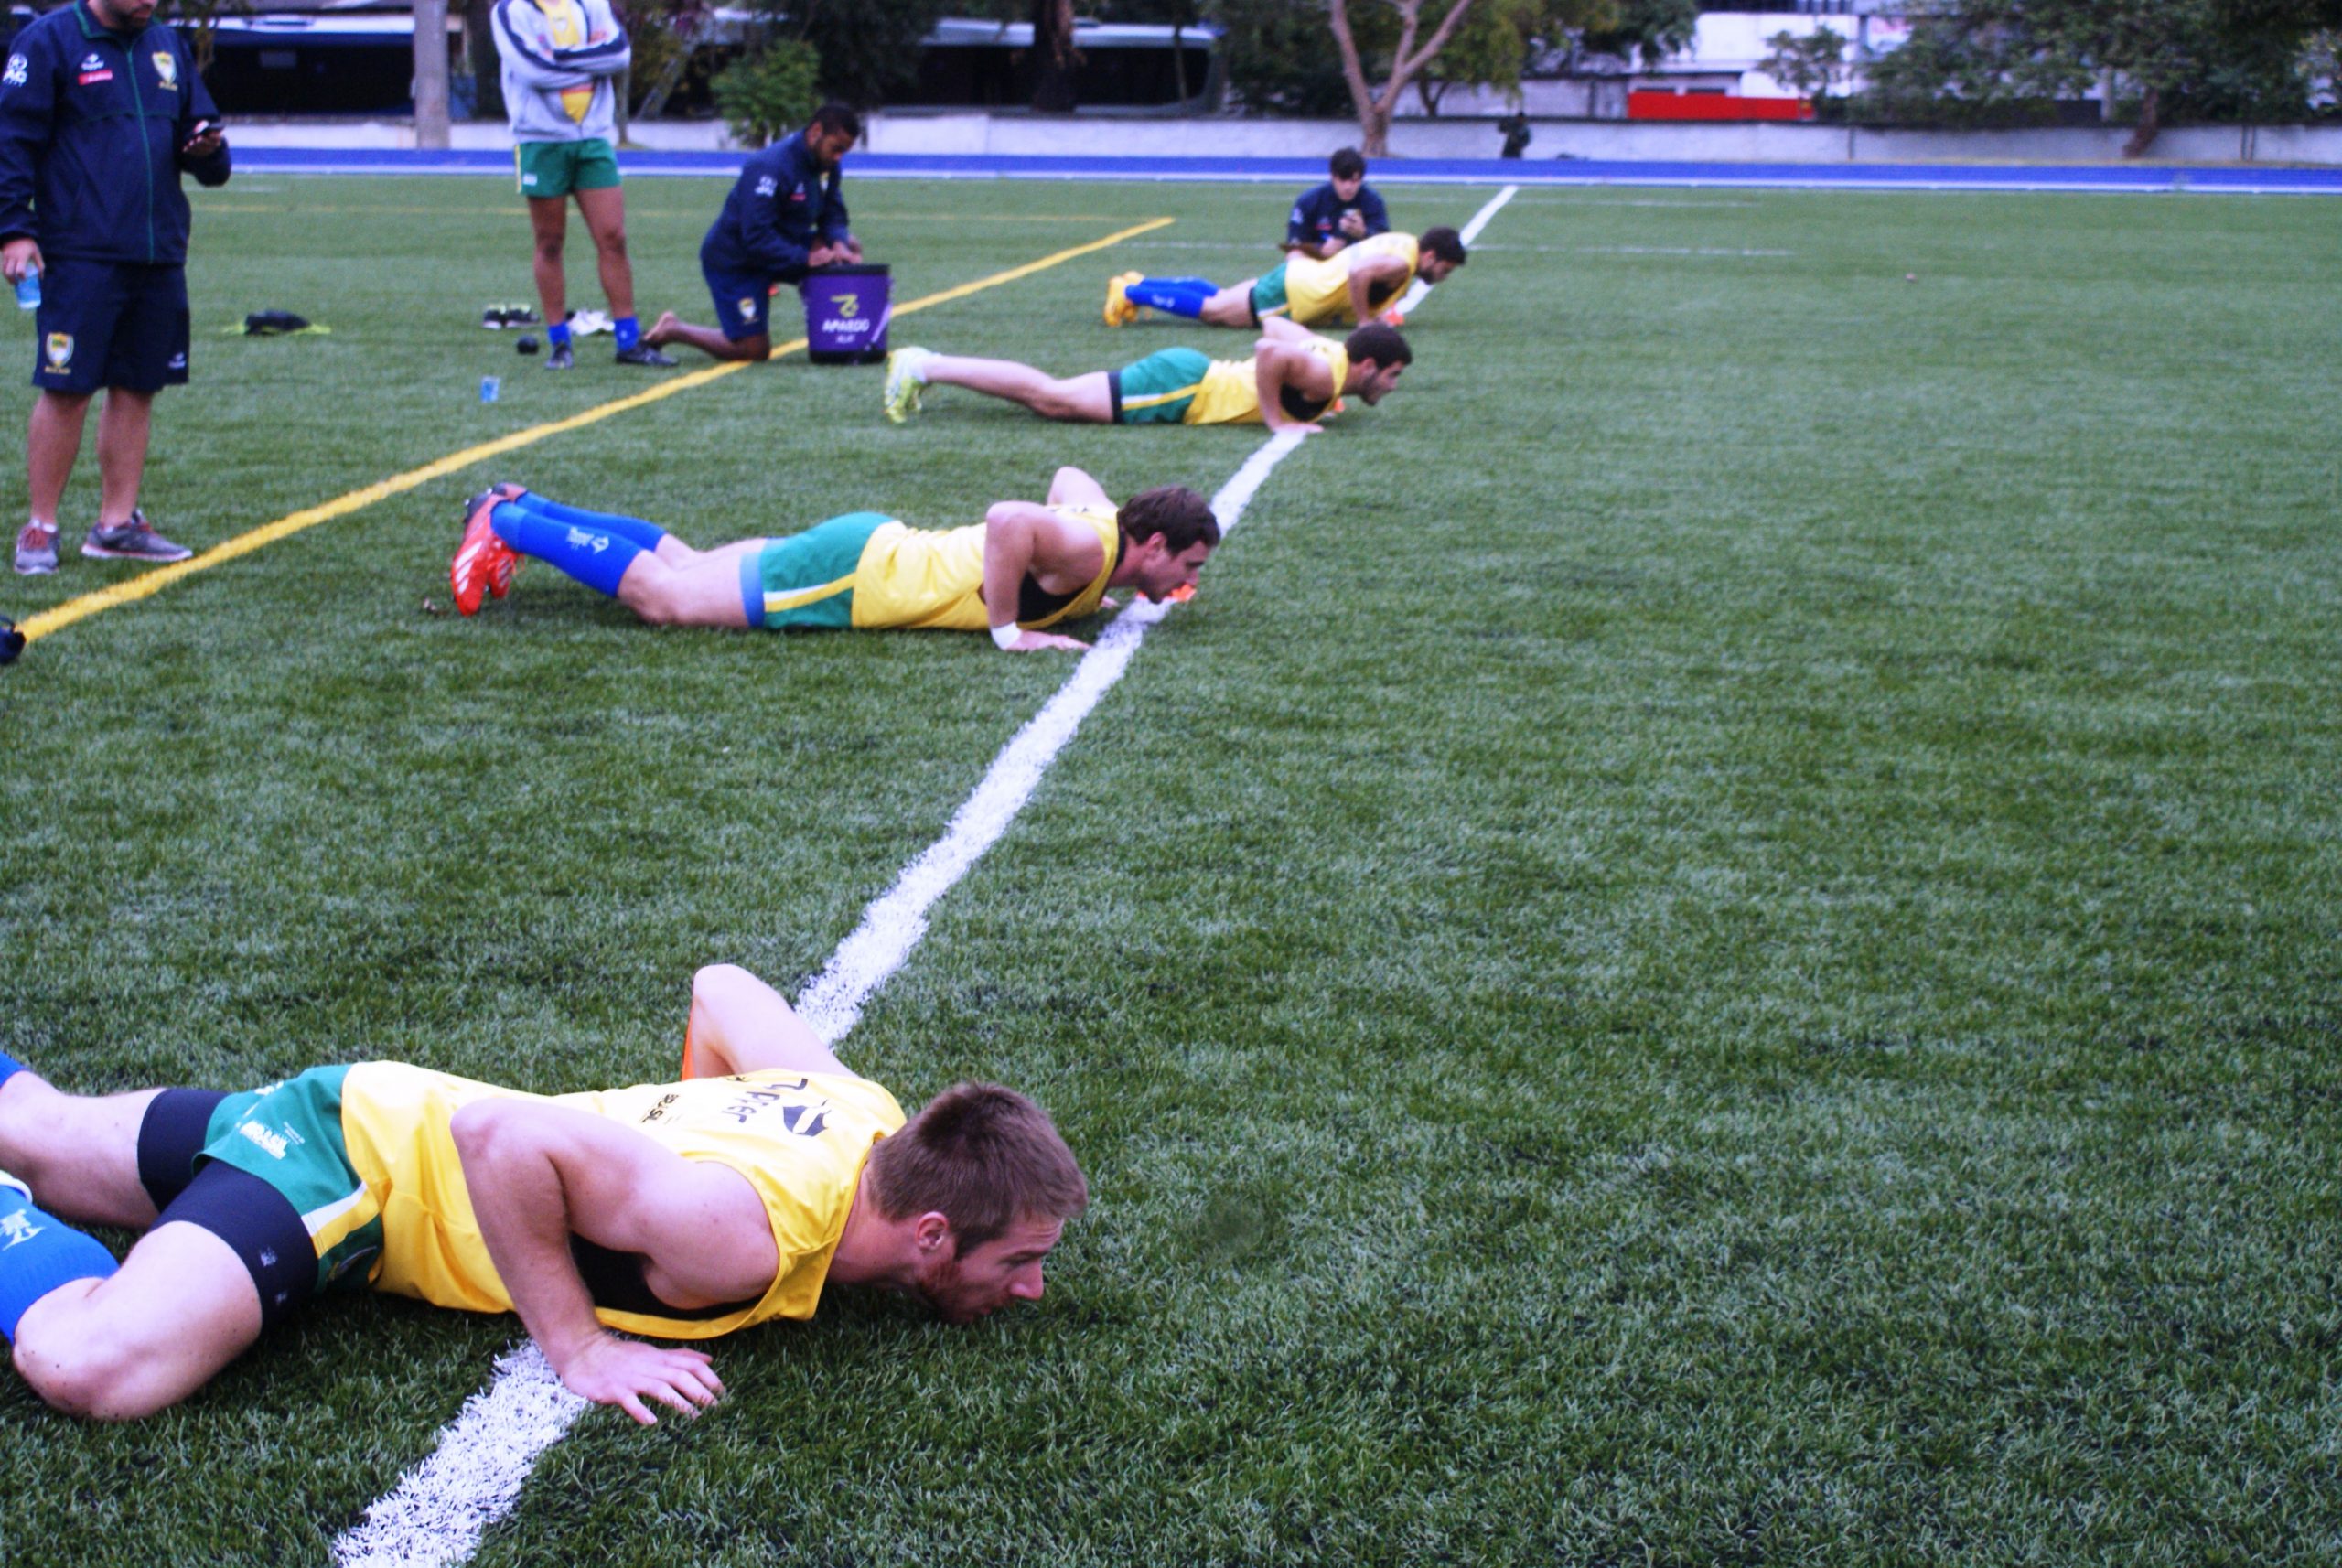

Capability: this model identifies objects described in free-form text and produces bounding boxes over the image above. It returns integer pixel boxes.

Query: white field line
[329,181,1519,1568]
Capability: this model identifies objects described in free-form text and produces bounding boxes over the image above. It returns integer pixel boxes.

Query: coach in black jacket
[0,0,229,575]
[645,102,864,363]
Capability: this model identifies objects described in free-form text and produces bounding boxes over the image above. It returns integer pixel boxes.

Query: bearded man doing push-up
[447,465,1218,652]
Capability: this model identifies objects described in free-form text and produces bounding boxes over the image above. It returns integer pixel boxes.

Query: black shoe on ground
[544,341,575,371]
[81,510,192,563]
[614,343,677,368]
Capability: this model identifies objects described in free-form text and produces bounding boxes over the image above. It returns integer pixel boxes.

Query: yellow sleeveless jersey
[1187,337,1349,425]
[338,1062,907,1339]
[847,509,1120,632]
[1285,231,1420,324]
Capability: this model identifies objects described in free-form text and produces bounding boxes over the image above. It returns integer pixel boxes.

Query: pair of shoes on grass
[543,341,677,371]
[15,510,192,575]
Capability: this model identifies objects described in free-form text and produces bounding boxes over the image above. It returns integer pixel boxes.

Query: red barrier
[1628,91,1812,123]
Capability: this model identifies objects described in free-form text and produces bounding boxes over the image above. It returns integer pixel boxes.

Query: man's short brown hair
[865,1082,1088,1250]
[1118,485,1220,554]
[1330,147,1366,181]
[1344,322,1412,369]
[1420,226,1467,266]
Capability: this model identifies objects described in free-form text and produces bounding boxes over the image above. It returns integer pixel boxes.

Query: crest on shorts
[737,295,758,320]
[43,332,72,371]
[152,52,177,89]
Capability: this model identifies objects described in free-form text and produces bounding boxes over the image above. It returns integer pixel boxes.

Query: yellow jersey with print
[847,509,1121,632]
[537,0,596,124]
[1284,231,1420,324]
[1187,336,1349,426]
[338,1062,906,1339]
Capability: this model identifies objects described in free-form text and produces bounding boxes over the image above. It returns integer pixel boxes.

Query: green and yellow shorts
[1247,263,1291,325]
[134,1066,385,1328]
[1109,348,1210,425]
[743,511,894,629]
[516,137,622,199]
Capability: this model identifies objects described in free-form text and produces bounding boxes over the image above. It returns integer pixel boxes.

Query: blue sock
[615,315,641,351]
[0,1048,22,1090]
[511,492,669,552]
[1125,278,1214,318]
[548,321,573,349]
[0,1182,118,1340]
[489,504,645,598]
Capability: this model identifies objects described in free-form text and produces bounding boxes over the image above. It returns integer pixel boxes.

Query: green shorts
[1248,263,1291,324]
[516,138,622,199]
[744,511,893,629]
[1110,348,1209,425]
[198,1065,385,1294]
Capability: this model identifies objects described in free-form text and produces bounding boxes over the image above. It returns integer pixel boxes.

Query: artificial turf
[1,171,2337,1566]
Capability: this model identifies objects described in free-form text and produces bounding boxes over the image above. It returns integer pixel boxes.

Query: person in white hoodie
[491,0,673,368]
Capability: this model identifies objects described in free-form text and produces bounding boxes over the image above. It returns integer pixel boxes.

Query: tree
[1030,0,1081,111]
[1328,0,1481,154]
[414,0,452,150]
[1757,26,1845,105]
[732,0,953,108]
[1865,0,2342,153]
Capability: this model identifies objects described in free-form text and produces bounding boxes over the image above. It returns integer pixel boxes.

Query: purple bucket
[802,263,890,364]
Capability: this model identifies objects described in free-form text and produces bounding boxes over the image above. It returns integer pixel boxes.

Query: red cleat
[450,487,522,616]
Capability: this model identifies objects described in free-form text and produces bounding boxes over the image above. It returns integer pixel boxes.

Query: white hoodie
[492,0,630,145]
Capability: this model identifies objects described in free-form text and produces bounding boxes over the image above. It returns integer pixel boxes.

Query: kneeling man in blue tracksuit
[0,0,230,575]
[646,102,864,363]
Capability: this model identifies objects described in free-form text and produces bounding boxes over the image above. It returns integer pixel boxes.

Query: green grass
[3,174,2340,1565]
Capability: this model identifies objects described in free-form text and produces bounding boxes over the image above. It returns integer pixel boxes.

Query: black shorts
[136,1088,317,1332]
[32,257,191,396]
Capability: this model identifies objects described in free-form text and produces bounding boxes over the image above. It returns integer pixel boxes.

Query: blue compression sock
[614,315,641,351]
[0,1049,22,1090]
[510,492,669,552]
[548,321,573,350]
[489,504,645,598]
[0,1181,118,1340]
[1125,278,1215,318]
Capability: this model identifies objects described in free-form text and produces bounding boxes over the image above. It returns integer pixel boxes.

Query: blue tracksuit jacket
[698,131,851,285]
[0,0,231,263]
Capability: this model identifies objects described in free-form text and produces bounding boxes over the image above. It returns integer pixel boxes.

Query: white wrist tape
[991,622,1024,650]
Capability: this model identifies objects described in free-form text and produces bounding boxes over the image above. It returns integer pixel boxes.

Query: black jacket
[0,1,230,263]
[698,131,849,284]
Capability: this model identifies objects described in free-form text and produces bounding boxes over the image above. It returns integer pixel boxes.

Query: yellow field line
[19,216,1173,646]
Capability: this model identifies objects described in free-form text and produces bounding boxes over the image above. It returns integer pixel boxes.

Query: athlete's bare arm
[450,1101,775,1424]
[683,964,854,1079]
[1346,252,1405,324]
[1046,465,1114,510]
[1255,315,1314,348]
[1253,341,1331,435]
[981,502,1106,651]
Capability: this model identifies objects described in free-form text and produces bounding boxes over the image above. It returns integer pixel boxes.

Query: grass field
[2,171,2339,1566]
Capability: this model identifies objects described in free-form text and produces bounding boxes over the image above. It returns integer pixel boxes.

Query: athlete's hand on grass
[1004,629,1090,652]
[557,1333,724,1426]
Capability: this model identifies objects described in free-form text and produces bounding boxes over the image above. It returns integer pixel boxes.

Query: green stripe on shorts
[516,137,621,199]
[1114,348,1209,425]
[201,1065,385,1294]
[1249,263,1291,321]
[754,511,895,629]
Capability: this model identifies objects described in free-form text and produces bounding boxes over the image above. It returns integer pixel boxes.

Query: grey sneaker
[81,510,193,563]
[614,343,676,368]
[13,521,58,575]
[544,341,575,371]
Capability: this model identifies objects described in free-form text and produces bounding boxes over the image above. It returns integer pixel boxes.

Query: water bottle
[479,376,500,403]
[13,270,38,312]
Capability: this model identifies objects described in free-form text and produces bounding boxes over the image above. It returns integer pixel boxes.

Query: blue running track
[232,147,2342,196]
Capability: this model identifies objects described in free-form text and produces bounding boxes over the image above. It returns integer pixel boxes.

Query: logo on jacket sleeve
[151,51,177,89]
[755,175,777,198]
[42,333,73,372]
[3,55,27,89]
